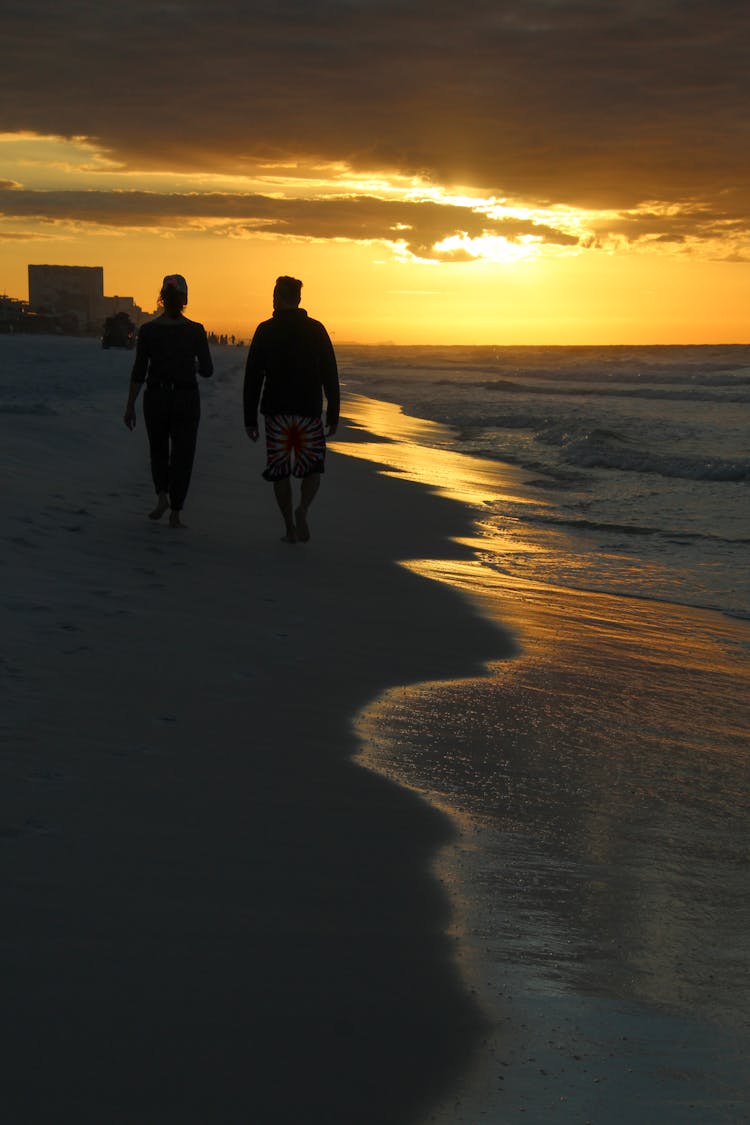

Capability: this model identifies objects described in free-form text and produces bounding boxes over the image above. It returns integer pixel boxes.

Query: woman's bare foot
[294,507,310,542]
[148,493,169,520]
[169,510,186,529]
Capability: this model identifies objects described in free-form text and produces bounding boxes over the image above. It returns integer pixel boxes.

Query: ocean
[337,343,750,622]
[333,343,750,1117]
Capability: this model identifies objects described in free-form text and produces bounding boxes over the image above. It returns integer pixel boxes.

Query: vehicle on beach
[102,312,136,349]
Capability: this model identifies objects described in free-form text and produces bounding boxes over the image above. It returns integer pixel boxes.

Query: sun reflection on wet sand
[340,394,750,1117]
[332,393,543,508]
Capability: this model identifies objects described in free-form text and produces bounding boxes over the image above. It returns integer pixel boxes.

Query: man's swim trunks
[262,414,326,480]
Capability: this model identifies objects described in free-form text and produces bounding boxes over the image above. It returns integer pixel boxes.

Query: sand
[1,352,509,1124]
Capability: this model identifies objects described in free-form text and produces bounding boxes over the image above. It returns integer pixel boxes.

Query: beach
[2,337,749,1123]
[2,338,506,1123]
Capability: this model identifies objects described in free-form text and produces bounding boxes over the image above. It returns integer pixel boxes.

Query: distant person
[123,274,213,528]
[244,276,340,542]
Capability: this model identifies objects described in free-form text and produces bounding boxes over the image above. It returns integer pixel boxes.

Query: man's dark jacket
[243,308,340,429]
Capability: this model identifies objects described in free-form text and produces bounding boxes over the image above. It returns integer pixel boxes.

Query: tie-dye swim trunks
[262,413,327,480]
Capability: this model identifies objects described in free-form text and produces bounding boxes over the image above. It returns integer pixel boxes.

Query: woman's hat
[162,274,188,299]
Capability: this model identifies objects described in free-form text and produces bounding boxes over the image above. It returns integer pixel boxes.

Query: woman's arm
[124,326,149,429]
[123,379,142,430]
[196,326,214,378]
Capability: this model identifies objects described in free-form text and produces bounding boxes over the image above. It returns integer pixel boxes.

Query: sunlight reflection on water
[357,577,750,1026]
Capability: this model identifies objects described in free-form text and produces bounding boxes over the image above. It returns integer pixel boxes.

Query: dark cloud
[589,200,750,249]
[0,187,580,257]
[1,1,748,231]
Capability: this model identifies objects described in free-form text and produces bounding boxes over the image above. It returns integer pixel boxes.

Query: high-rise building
[28,265,104,331]
[27,265,150,332]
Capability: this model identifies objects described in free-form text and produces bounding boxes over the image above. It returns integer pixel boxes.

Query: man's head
[273,276,302,311]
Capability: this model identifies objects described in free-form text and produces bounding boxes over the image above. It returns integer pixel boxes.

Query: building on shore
[26,265,151,335]
[0,295,28,332]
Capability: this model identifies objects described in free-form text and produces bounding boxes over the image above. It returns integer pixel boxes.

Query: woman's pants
[143,388,201,511]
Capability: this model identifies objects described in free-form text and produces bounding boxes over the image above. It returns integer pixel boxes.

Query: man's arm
[319,324,340,434]
[243,326,266,438]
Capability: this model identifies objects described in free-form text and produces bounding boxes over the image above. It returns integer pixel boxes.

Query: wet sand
[359,577,750,1122]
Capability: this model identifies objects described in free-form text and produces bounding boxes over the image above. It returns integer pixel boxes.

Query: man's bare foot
[295,507,310,542]
[148,493,169,520]
[169,510,186,529]
[281,527,298,543]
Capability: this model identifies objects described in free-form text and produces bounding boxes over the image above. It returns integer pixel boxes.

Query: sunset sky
[2,1,748,344]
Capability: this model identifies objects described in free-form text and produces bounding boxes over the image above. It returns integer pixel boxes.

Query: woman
[124,274,213,528]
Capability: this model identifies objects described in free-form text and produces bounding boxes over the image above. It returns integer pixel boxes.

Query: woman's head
[159,273,188,316]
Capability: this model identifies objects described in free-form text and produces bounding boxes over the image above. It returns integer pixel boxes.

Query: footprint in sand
[48,505,92,519]
[132,568,166,590]
[112,743,162,758]
[6,601,50,615]
[24,769,71,786]
[22,818,56,837]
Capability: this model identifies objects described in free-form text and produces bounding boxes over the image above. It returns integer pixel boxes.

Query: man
[244,276,340,542]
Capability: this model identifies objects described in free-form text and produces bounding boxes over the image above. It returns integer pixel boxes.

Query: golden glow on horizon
[1,131,749,344]
[431,233,544,264]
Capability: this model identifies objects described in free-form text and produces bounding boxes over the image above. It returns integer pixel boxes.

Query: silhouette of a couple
[124,274,339,540]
